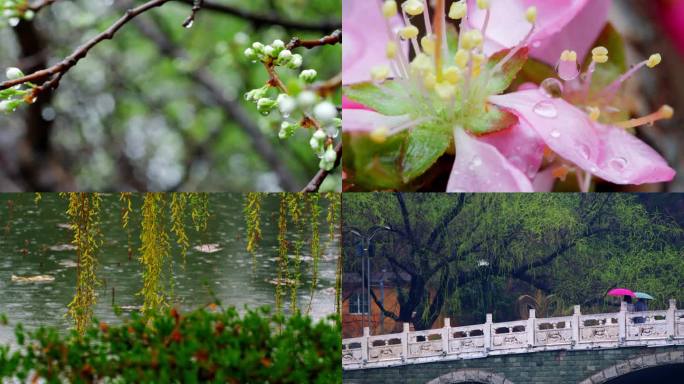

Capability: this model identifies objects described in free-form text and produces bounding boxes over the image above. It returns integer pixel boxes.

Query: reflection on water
[0,194,339,344]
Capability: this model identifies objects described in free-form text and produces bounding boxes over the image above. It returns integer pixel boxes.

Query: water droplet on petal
[539,78,564,98]
[610,157,628,171]
[590,166,598,173]
[549,130,561,138]
[468,156,483,171]
[533,100,558,119]
[579,144,591,160]
[532,40,541,48]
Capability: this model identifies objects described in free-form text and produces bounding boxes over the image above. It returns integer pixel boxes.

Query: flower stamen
[614,105,674,129]
[601,53,662,97]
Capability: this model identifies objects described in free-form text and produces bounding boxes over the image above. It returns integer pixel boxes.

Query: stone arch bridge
[342,300,684,383]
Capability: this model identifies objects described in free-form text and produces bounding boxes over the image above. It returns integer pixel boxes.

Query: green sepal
[343,130,406,190]
[344,80,412,116]
[401,123,452,183]
[485,47,529,94]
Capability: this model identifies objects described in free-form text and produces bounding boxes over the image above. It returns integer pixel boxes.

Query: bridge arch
[425,369,514,384]
[580,351,684,384]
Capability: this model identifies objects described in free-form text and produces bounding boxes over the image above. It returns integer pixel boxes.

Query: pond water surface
[0,193,339,344]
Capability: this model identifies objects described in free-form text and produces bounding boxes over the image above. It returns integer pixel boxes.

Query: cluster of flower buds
[2,0,35,27]
[243,40,340,171]
[0,67,33,113]
[243,39,303,70]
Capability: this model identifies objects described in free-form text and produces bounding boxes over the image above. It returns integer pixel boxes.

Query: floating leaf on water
[11,274,55,283]
[193,243,223,253]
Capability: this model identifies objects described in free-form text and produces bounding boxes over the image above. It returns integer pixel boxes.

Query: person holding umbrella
[633,292,654,324]
[607,288,636,312]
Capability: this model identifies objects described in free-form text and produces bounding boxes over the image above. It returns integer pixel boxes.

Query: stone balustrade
[342,299,684,370]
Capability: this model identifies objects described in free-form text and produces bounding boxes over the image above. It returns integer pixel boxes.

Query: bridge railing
[342,299,683,370]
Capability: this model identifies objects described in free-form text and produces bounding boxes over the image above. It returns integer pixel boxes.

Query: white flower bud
[257,97,277,114]
[277,49,292,64]
[244,48,257,60]
[313,129,327,141]
[279,121,297,139]
[272,39,285,50]
[309,136,321,151]
[299,69,317,83]
[252,42,265,52]
[297,91,317,107]
[323,145,337,163]
[289,54,303,69]
[0,100,10,113]
[313,101,337,123]
[276,94,296,116]
[5,67,23,80]
[263,45,275,57]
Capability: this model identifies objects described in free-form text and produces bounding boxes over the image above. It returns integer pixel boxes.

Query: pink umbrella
[607,288,636,298]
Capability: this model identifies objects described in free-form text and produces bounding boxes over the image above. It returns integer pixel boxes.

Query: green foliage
[343,194,684,327]
[0,307,341,383]
[139,193,172,314]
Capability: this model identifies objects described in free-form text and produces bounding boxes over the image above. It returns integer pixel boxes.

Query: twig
[312,72,341,97]
[181,0,203,28]
[301,141,342,192]
[176,0,340,32]
[286,29,342,50]
[27,0,57,12]
[0,0,171,92]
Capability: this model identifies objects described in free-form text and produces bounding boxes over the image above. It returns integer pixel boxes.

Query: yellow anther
[410,53,433,75]
[399,25,419,40]
[592,50,609,64]
[370,65,390,82]
[476,0,489,10]
[647,53,662,68]
[444,66,461,84]
[386,42,398,59]
[461,30,483,50]
[560,50,577,62]
[455,49,470,68]
[382,1,398,18]
[435,82,456,100]
[525,6,537,24]
[471,53,485,76]
[403,0,424,16]
[660,105,674,119]
[370,126,390,143]
[448,1,467,20]
[421,35,436,55]
[587,106,601,121]
[423,72,437,90]
[592,46,608,56]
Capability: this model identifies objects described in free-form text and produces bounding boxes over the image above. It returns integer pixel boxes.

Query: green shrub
[0,307,341,383]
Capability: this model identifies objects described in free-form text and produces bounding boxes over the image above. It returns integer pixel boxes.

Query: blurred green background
[0,0,341,191]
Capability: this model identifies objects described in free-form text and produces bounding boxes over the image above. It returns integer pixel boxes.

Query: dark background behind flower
[0,0,341,192]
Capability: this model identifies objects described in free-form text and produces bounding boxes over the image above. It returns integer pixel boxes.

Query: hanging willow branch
[65,193,102,335]
[244,193,263,270]
[139,193,171,314]
[170,193,190,265]
[306,194,321,315]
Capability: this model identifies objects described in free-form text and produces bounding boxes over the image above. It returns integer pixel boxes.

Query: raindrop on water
[539,78,564,98]
[533,100,558,119]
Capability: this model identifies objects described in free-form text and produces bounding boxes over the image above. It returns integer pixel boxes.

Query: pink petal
[489,90,676,185]
[478,119,545,179]
[342,95,371,110]
[467,0,610,64]
[343,109,411,134]
[657,0,684,56]
[343,0,405,85]
[448,128,534,192]
[532,168,557,192]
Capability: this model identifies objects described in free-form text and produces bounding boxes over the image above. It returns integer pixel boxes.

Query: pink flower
[657,0,684,56]
[467,0,611,64]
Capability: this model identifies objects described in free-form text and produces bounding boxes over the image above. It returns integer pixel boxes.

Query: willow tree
[343,193,684,330]
[245,192,341,316]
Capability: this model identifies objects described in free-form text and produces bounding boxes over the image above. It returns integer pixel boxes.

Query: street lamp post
[347,225,392,333]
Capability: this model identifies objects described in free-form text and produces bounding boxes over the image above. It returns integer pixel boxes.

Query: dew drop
[539,78,564,98]
[533,100,558,119]
[184,20,194,29]
[532,40,541,48]
[549,130,561,138]
[579,144,591,160]
[610,157,628,171]
[468,156,483,170]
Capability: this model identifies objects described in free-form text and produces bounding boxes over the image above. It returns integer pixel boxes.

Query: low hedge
[0,306,341,383]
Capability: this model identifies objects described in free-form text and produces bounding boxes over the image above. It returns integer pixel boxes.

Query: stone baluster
[667,299,677,339]
[401,323,410,359]
[527,309,536,348]
[572,305,581,346]
[484,313,492,354]
[618,301,627,343]
[442,318,451,354]
[362,327,370,362]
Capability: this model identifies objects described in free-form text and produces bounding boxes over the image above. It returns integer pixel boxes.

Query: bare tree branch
[177,0,340,32]
[286,29,341,50]
[181,0,203,28]
[0,0,172,92]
